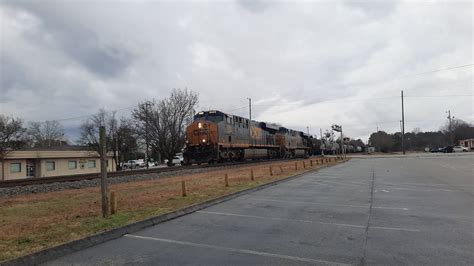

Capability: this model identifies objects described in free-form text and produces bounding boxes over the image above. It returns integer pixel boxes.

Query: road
[45,154,473,265]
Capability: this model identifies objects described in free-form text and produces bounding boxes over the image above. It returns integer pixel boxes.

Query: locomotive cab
[183,111,222,164]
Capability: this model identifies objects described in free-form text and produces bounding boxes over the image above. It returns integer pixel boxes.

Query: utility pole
[307,126,310,135]
[145,102,150,168]
[401,90,405,155]
[247,98,252,145]
[340,126,344,158]
[320,128,324,156]
[99,126,109,218]
[376,123,379,132]
[447,110,454,145]
[115,132,119,171]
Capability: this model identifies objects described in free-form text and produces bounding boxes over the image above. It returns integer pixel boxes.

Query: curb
[2,161,346,265]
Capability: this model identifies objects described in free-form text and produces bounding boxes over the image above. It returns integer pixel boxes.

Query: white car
[453,146,469,152]
[122,159,146,169]
[164,155,184,166]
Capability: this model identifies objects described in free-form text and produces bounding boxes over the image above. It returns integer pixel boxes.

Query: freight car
[183,110,311,164]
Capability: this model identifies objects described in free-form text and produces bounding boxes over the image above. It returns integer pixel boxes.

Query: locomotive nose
[188,120,212,146]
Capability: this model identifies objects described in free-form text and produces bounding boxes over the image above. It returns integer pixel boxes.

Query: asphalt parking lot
[45,154,473,265]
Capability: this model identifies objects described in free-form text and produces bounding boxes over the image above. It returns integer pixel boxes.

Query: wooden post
[295,162,298,170]
[110,191,117,215]
[250,168,254,181]
[303,161,306,169]
[270,166,273,176]
[99,126,109,218]
[279,165,283,173]
[225,173,229,187]
[181,180,187,197]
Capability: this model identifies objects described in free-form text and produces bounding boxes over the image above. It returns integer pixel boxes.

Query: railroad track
[0,157,321,188]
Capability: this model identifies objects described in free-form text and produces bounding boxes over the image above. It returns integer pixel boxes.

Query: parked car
[442,146,453,153]
[122,159,146,169]
[430,147,443,153]
[453,146,469,152]
[164,155,184,166]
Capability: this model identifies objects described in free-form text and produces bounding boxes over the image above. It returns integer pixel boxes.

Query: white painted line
[251,197,369,208]
[372,206,409,210]
[315,180,368,188]
[124,234,350,265]
[377,181,451,187]
[313,178,370,186]
[250,197,409,210]
[197,211,419,232]
[376,186,455,192]
[370,226,420,232]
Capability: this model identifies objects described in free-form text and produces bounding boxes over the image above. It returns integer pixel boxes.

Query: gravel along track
[0,159,308,198]
[0,166,231,198]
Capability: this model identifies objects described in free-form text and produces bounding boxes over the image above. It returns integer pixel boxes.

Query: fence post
[99,126,109,218]
[270,166,273,176]
[303,161,306,169]
[225,173,229,187]
[250,168,254,181]
[295,162,298,170]
[181,180,187,197]
[310,160,313,167]
[110,191,117,215]
[279,165,283,174]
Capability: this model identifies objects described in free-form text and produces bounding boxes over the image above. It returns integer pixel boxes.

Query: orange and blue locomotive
[183,110,312,164]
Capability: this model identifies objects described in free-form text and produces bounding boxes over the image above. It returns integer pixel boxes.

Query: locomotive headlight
[198,122,203,129]
[202,139,206,143]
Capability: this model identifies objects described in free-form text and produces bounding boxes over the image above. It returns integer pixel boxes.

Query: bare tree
[440,118,474,144]
[27,120,65,147]
[79,109,117,150]
[116,117,139,165]
[133,89,198,163]
[368,131,394,152]
[0,115,27,180]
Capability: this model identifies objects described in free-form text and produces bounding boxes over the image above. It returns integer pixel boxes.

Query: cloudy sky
[1,0,472,142]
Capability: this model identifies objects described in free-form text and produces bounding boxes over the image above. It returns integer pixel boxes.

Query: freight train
[183,110,313,165]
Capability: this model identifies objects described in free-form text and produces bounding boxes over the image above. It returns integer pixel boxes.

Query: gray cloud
[0,0,472,142]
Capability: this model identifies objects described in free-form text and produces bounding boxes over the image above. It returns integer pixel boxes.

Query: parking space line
[197,211,419,232]
[292,180,366,188]
[250,197,409,210]
[375,186,455,192]
[312,180,368,188]
[370,226,420,232]
[124,234,350,265]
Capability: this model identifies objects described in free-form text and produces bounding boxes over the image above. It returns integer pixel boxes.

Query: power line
[395,64,473,80]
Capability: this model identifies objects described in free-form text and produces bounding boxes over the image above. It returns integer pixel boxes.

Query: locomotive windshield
[194,111,224,122]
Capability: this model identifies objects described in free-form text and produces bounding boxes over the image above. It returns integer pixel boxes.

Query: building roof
[18,145,94,152]
[3,146,114,160]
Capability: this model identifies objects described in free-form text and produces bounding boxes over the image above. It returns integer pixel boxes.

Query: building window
[46,161,55,171]
[10,163,21,173]
[68,160,77,169]
[88,160,96,168]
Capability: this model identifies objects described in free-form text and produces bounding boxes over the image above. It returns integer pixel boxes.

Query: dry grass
[0,157,346,262]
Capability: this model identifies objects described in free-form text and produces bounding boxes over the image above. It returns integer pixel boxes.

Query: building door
[26,160,35,178]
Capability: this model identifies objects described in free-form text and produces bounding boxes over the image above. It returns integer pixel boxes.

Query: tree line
[368,119,474,152]
[0,89,199,169]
